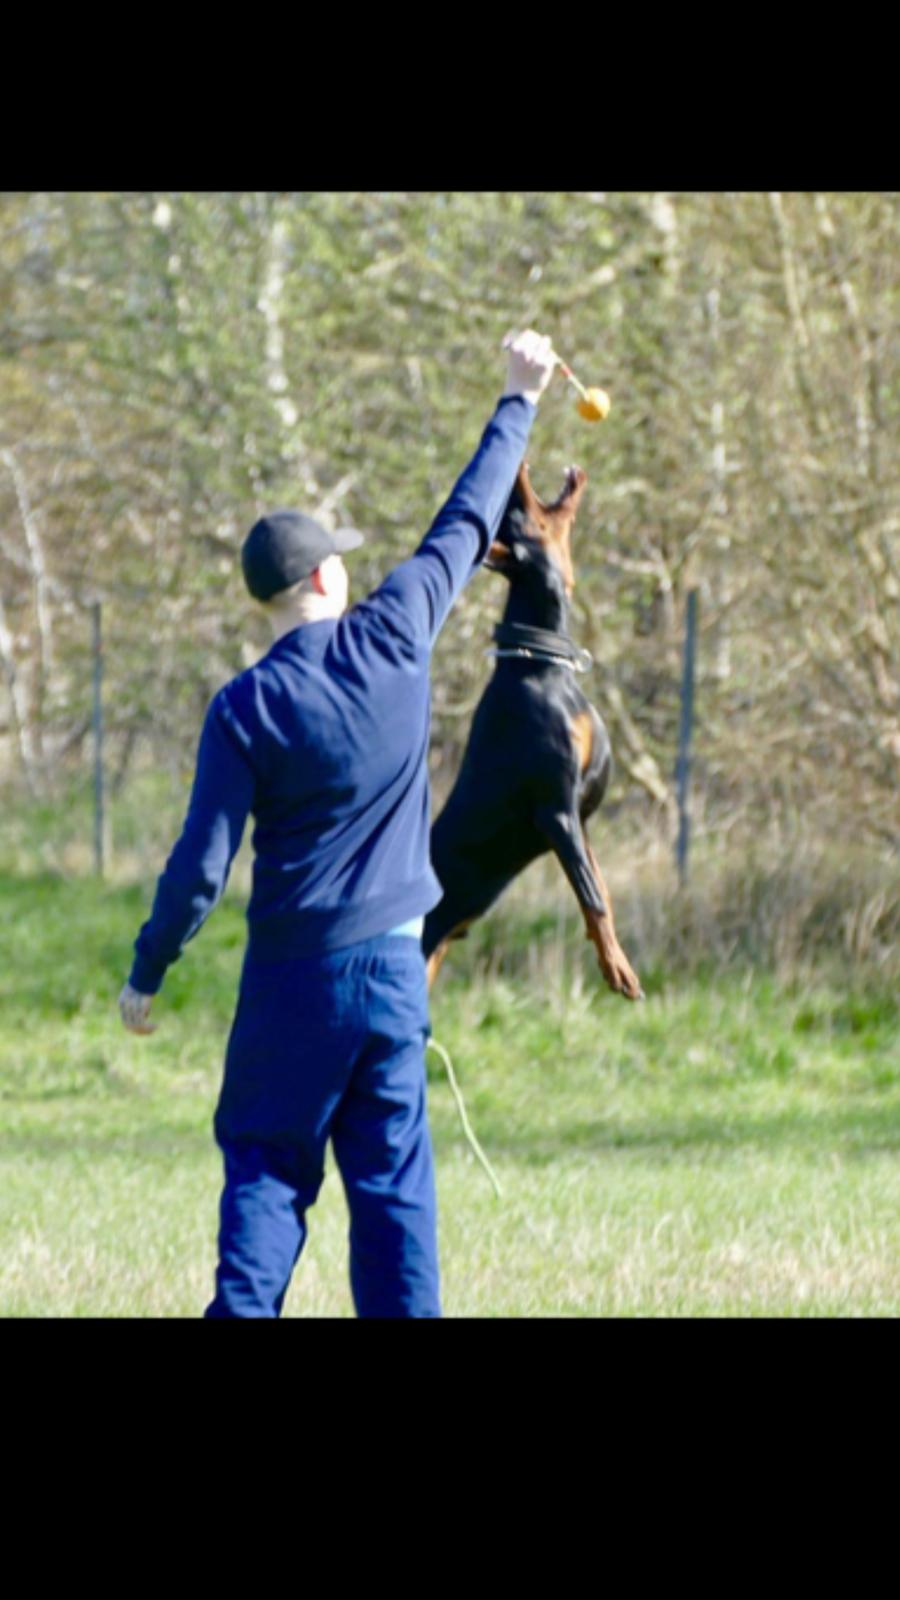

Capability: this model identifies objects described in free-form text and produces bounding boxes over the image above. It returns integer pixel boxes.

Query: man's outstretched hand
[118,981,157,1035]
[502,328,557,407]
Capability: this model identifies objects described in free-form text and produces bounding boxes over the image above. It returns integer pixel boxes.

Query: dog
[423,460,643,1001]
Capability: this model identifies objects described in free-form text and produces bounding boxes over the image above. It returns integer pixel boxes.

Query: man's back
[225,603,440,956]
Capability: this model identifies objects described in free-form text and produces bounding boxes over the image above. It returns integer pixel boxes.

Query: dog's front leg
[583,833,644,1000]
[533,806,644,1000]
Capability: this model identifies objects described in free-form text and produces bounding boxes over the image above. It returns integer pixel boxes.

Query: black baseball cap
[241,509,365,601]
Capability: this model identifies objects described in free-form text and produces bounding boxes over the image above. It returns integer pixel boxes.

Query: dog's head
[484,461,588,599]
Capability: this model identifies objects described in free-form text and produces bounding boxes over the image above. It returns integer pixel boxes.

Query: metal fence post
[92,599,105,877]
[675,587,698,887]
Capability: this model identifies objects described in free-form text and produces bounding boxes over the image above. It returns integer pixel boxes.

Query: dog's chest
[468,670,604,777]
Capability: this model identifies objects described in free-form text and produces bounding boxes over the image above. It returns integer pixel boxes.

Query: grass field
[1,860,898,1317]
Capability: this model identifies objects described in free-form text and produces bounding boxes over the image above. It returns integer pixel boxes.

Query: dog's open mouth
[546,465,582,510]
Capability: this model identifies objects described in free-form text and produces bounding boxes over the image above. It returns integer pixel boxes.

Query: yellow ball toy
[577,387,611,423]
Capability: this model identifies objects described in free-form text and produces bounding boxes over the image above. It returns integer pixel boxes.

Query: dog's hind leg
[425,921,473,990]
[422,865,522,989]
[583,829,644,1000]
[533,805,643,1001]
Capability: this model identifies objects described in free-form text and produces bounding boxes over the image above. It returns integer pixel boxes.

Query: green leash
[426,1037,503,1200]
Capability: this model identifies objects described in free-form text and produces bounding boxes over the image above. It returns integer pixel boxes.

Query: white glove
[501,328,557,406]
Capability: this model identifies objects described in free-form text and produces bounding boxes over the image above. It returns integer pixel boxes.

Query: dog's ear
[516,460,542,517]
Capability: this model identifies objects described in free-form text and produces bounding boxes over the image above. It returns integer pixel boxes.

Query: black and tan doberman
[423,460,643,1001]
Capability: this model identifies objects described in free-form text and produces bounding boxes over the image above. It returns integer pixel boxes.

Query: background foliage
[1,192,897,870]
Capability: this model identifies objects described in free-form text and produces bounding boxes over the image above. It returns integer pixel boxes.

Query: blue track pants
[204,932,440,1318]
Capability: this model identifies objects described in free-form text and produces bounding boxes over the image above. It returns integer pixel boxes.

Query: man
[119,329,557,1317]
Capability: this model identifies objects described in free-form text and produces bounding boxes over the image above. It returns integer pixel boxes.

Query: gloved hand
[118,981,157,1035]
[501,328,557,406]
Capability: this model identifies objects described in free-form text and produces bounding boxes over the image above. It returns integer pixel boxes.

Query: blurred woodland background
[0,191,897,972]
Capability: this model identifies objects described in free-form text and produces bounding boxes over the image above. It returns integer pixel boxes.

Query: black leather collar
[491,622,593,671]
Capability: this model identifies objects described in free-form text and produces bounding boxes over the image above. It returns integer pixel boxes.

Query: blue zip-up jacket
[128,394,536,996]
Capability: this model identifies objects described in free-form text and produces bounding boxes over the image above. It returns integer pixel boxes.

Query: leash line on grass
[427,1037,503,1200]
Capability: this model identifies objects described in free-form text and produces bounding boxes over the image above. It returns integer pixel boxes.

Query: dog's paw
[597,945,644,1002]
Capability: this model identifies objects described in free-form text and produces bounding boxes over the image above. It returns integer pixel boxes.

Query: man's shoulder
[211,669,249,716]
[344,572,435,657]
[211,629,336,722]
[215,641,282,709]
[208,663,263,745]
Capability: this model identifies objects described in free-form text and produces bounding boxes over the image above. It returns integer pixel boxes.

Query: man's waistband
[245,891,436,962]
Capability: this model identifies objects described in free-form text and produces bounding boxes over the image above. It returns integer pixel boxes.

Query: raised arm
[355,330,557,649]
[120,689,256,1026]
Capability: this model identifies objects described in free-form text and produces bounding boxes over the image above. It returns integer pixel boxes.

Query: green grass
[1,869,898,1316]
